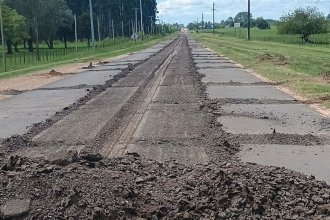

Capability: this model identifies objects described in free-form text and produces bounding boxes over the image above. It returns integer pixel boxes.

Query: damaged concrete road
[0,34,330,219]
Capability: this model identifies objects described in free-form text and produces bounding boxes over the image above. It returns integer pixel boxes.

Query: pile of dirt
[0,153,329,220]
[259,53,289,66]
[321,71,330,83]
[0,89,24,96]
[47,69,65,76]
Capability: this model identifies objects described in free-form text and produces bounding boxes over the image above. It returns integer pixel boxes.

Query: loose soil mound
[259,53,289,66]
[0,153,329,219]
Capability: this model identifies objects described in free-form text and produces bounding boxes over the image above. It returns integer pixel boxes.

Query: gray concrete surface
[133,104,206,139]
[0,89,88,138]
[199,69,262,84]
[34,87,138,144]
[196,62,238,69]
[207,85,295,100]
[219,104,329,135]
[42,70,120,89]
[0,40,172,139]
[190,39,330,184]
[240,144,330,184]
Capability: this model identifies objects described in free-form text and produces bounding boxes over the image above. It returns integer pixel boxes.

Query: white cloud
[157,0,330,25]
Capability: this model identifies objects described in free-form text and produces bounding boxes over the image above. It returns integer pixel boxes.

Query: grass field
[206,27,330,46]
[0,33,177,80]
[192,32,330,109]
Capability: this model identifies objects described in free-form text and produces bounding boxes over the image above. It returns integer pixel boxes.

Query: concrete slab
[199,68,262,84]
[207,85,295,100]
[194,59,233,63]
[191,50,210,53]
[0,89,88,138]
[196,63,238,69]
[114,73,150,87]
[140,48,162,53]
[133,104,207,139]
[153,85,199,103]
[191,52,216,56]
[193,55,220,59]
[102,62,132,66]
[34,87,138,144]
[91,64,128,71]
[42,70,119,88]
[218,104,330,135]
[107,60,139,65]
[240,144,330,184]
[123,52,153,61]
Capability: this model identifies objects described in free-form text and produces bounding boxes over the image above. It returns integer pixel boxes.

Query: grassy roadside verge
[0,33,178,80]
[192,32,330,109]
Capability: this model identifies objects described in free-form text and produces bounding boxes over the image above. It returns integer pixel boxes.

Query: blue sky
[157,0,330,25]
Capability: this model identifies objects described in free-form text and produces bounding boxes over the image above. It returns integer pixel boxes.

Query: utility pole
[197,18,199,32]
[97,16,101,43]
[247,0,251,40]
[139,0,144,40]
[133,8,139,34]
[112,20,114,40]
[74,14,78,53]
[202,13,204,32]
[34,17,40,61]
[212,2,216,34]
[149,16,153,35]
[121,4,124,38]
[133,8,139,41]
[89,0,95,49]
[0,0,6,72]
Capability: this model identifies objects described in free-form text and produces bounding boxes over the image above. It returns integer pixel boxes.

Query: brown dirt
[258,53,289,66]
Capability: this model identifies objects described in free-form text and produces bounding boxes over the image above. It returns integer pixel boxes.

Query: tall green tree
[5,0,73,50]
[255,17,270,29]
[1,3,26,54]
[234,12,254,28]
[278,7,327,43]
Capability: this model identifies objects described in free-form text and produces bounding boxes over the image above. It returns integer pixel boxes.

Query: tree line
[188,7,329,43]
[1,0,158,54]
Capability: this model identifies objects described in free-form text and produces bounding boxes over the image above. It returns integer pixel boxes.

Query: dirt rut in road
[0,35,329,219]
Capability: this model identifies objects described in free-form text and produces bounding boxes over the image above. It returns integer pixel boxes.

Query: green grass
[192,32,330,108]
[0,33,178,80]
[203,27,330,46]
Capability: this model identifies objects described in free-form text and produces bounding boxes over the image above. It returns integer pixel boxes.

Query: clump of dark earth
[0,89,24,96]
[0,153,329,219]
[82,62,95,69]
[48,69,65,76]
[259,53,289,66]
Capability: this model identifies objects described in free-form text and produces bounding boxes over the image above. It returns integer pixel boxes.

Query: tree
[6,0,73,50]
[327,14,330,20]
[234,12,254,28]
[38,0,73,49]
[277,7,327,43]
[224,17,234,27]
[256,17,270,29]
[1,3,27,54]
